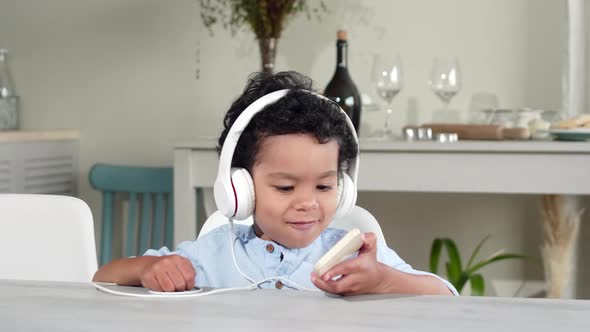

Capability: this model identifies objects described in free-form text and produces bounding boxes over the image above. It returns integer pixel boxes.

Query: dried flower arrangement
[199,0,326,73]
[540,195,583,298]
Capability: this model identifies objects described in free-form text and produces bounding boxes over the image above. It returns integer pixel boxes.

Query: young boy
[93,71,456,296]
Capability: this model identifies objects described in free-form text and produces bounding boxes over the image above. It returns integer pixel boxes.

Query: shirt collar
[241,225,318,256]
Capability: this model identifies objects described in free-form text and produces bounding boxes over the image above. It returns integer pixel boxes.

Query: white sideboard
[0,130,79,195]
[174,139,590,243]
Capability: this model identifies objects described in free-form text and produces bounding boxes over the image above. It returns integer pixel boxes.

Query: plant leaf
[456,273,469,294]
[465,234,490,270]
[445,262,460,286]
[469,273,485,296]
[466,253,528,275]
[441,238,462,280]
[429,238,443,274]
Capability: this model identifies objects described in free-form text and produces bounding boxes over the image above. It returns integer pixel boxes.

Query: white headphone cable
[92,218,259,298]
[93,218,318,298]
[228,217,257,284]
[227,218,319,292]
[252,276,318,292]
[92,281,256,298]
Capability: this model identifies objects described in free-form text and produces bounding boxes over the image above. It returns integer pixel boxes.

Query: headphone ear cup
[334,173,357,219]
[230,168,255,220]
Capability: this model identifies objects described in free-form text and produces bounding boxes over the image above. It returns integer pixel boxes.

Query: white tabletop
[175,137,590,153]
[1,280,589,331]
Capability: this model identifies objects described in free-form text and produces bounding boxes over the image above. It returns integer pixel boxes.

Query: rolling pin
[421,124,504,140]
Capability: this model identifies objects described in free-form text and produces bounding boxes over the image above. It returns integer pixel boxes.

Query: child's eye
[274,186,294,192]
[317,185,333,191]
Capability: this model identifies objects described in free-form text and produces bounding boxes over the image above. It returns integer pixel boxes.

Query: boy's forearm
[92,256,160,286]
[378,263,453,295]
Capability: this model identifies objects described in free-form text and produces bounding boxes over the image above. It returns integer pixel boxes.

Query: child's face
[251,133,339,248]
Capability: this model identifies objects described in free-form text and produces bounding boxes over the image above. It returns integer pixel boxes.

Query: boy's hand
[139,255,196,292]
[311,232,385,296]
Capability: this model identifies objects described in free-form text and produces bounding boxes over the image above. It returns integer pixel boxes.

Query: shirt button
[265,244,275,253]
[275,280,283,289]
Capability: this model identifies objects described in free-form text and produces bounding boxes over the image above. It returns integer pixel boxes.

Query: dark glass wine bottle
[323,30,362,134]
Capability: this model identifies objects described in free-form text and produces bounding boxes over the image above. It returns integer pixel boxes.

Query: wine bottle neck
[336,40,348,68]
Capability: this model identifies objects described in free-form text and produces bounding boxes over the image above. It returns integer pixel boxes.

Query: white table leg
[174,149,197,247]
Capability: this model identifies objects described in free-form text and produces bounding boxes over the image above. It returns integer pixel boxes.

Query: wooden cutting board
[421,124,530,140]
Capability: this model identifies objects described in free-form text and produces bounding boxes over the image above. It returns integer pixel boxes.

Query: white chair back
[0,194,98,282]
[198,205,386,244]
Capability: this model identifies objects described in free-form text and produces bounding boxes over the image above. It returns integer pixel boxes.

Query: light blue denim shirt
[144,224,458,295]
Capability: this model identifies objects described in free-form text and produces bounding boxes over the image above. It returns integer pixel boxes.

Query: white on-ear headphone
[214,89,359,220]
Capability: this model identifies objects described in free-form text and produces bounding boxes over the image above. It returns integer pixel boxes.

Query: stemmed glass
[429,57,461,113]
[371,54,403,139]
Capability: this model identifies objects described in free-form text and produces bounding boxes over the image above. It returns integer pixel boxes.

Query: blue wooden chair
[89,164,174,266]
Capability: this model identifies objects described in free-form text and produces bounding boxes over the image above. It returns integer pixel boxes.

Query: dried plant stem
[540,194,582,298]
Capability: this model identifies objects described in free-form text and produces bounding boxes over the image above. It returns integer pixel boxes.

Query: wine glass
[429,57,462,116]
[371,54,403,139]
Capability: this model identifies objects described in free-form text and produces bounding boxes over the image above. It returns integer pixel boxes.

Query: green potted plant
[429,235,527,296]
[199,0,326,74]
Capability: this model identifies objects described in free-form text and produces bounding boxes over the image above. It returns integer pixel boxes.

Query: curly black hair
[216,71,358,174]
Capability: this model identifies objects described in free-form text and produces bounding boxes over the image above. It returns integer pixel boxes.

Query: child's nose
[293,190,319,211]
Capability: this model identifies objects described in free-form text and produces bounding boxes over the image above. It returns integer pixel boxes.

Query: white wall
[1,0,587,297]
